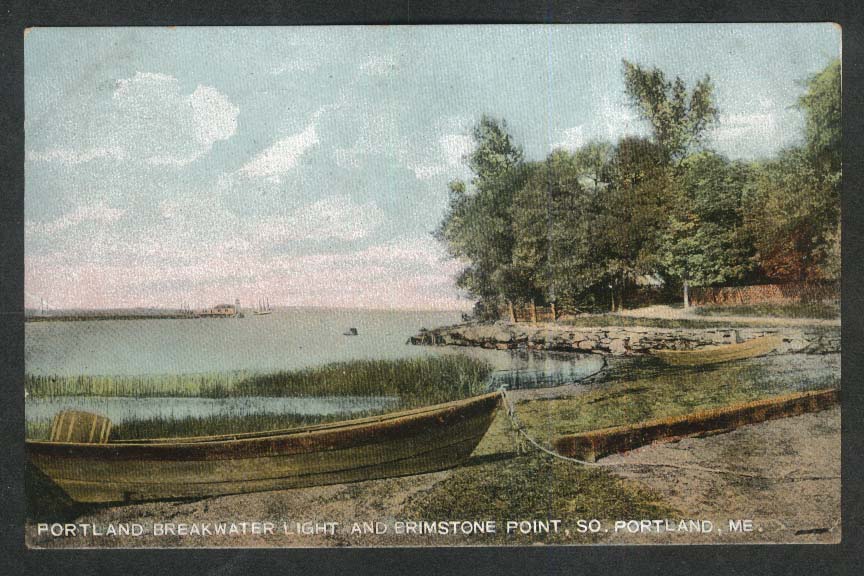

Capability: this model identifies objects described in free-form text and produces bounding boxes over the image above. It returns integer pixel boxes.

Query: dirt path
[615,304,840,327]
[599,407,841,544]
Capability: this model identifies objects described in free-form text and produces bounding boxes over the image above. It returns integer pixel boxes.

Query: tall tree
[467,115,524,186]
[798,58,841,175]
[508,151,596,310]
[595,137,674,310]
[744,59,841,283]
[622,60,719,163]
[435,116,525,313]
[659,152,754,306]
[744,148,838,281]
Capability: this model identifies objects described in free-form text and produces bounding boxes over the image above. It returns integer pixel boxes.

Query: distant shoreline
[25,314,200,323]
[25,307,469,323]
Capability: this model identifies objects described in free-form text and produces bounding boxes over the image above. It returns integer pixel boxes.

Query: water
[25,308,604,425]
[26,396,400,426]
[25,308,465,376]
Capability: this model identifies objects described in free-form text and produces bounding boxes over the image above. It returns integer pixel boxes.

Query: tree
[435,116,525,312]
[744,148,838,282]
[798,59,841,175]
[622,60,719,163]
[594,137,674,310]
[659,152,754,306]
[508,151,596,310]
[467,115,524,186]
[744,59,841,283]
[573,140,614,192]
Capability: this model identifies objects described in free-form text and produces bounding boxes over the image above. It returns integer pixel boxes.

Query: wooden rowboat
[26,391,502,504]
[651,334,783,366]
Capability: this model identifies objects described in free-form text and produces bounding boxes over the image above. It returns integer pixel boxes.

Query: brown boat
[26,391,502,504]
[651,334,783,366]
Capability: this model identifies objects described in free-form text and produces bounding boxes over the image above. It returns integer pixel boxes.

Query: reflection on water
[25,395,400,425]
[439,347,606,390]
[25,310,608,423]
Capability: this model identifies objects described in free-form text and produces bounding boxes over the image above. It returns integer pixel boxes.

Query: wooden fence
[689,282,839,306]
[497,302,580,323]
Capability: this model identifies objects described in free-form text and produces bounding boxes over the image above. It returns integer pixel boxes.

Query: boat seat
[49,410,112,444]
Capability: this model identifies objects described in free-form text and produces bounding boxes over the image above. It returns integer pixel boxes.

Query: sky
[24,24,840,310]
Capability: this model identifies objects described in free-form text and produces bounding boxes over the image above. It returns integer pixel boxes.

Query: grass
[404,354,838,542]
[558,314,775,329]
[25,356,492,402]
[403,400,676,544]
[25,356,492,440]
[514,357,839,442]
[694,302,839,320]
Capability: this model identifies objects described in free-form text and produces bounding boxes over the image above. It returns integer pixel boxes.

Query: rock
[407,322,839,356]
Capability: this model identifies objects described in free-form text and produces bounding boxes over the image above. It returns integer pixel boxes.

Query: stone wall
[409,322,840,356]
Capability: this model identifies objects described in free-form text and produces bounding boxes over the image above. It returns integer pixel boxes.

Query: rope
[498,387,840,482]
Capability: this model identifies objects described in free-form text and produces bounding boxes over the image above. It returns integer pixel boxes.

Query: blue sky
[24,24,840,310]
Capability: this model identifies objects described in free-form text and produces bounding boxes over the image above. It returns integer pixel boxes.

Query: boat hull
[651,335,783,366]
[26,392,501,503]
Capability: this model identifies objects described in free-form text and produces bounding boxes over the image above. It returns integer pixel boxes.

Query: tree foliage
[798,59,841,174]
[436,59,840,316]
[622,60,719,162]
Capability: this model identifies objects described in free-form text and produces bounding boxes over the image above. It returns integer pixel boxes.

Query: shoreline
[410,320,840,356]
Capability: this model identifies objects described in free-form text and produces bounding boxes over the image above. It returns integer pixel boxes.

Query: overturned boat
[651,334,783,366]
[26,392,502,504]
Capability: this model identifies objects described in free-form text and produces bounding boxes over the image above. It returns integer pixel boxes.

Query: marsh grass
[25,356,492,440]
[25,356,492,402]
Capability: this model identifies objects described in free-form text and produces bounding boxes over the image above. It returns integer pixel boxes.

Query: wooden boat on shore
[651,334,783,366]
[26,392,502,504]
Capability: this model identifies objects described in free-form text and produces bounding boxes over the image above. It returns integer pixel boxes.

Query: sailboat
[253,297,272,316]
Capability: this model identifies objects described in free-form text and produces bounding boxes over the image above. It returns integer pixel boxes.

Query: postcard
[23,24,841,548]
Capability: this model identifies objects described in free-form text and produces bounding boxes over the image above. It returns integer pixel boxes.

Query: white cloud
[597,95,644,140]
[438,133,473,167]
[257,195,380,243]
[412,164,448,180]
[710,112,777,145]
[27,146,128,166]
[237,123,319,181]
[26,202,127,236]
[28,72,239,167]
[553,126,585,151]
[410,132,473,180]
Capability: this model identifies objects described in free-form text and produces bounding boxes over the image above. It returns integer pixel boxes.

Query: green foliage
[603,137,674,273]
[436,116,525,301]
[798,59,841,174]
[659,152,754,289]
[436,59,840,315]
[622,60,719,161]
[467,115,524,185]
[743,147,840,281]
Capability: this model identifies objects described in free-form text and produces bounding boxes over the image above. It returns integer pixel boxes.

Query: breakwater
[409,322,840,356]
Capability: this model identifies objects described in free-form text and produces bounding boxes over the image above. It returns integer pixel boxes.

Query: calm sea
[25,308,603,424]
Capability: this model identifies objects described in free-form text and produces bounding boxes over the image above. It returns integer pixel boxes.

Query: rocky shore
[409,321,840,356]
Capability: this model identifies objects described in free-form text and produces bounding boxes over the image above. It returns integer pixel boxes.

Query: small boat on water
[344,327,358,336]
[651,334,783,366]
[26,391,502,504]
